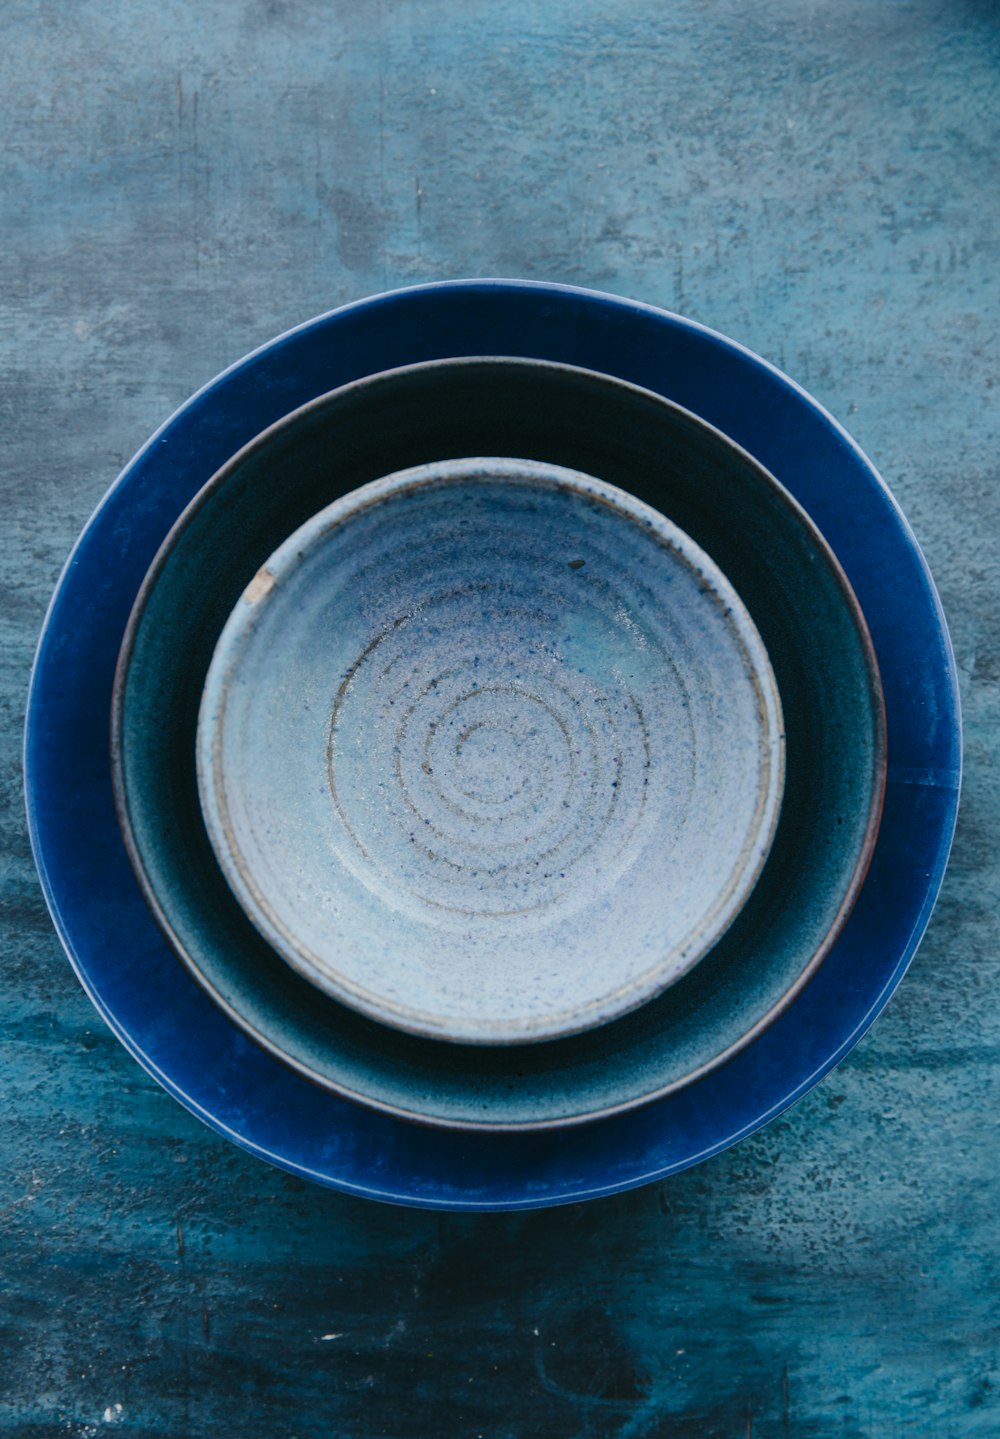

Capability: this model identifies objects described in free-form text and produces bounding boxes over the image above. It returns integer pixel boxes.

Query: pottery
[197,456,785,1045]
[111,355,883,1128]
[26,282,957,1199]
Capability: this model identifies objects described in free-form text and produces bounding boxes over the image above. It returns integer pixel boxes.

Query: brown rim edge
[109,355,888,1132]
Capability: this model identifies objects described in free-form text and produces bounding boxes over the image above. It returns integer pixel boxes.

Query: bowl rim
[109,354,887,1129]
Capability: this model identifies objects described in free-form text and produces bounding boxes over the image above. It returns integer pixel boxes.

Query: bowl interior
[197,457,784,1045]
[112,357,884,1130]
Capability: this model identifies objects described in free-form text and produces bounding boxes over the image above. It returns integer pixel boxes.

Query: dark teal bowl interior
[112,358,884,1129]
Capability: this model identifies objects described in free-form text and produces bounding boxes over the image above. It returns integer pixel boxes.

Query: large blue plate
[24,281,960,1210]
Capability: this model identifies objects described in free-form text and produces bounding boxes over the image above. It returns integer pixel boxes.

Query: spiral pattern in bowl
[198,457,784,1043]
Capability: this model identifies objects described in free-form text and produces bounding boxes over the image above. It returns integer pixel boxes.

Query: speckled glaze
[111,354,884,1129]
[198,457,784,1044]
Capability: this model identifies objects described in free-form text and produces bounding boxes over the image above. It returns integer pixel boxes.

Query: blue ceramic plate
[198,456,785,1046]
[24,281,960,1209]
[111,358,882,1130]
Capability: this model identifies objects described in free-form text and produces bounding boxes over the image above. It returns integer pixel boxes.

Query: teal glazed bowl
[197,457,785,1046]
[111,357,885,1130]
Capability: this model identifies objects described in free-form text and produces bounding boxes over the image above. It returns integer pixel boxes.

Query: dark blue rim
[24,280,961,1210]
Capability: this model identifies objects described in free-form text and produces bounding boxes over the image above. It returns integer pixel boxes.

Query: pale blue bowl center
[197,458,784,1044]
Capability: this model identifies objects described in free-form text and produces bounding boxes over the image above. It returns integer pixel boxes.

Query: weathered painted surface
[1,1,997,1435]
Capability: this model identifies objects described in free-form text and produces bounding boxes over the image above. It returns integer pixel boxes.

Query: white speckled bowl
[197,457,784,1045]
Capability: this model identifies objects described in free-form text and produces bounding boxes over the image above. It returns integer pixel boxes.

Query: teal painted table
[3,2,996,1434]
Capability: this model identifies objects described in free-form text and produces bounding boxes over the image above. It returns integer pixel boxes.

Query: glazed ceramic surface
[26,282,959,1203]
[199,456,784,1044]
[113,357,882,1129]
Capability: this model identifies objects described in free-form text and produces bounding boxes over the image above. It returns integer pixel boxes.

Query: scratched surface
[2,1,998,1435]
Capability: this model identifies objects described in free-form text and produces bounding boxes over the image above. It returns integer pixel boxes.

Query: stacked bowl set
[24,282,961,1210]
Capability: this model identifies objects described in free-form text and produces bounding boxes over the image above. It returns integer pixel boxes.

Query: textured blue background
[3,2,996,1435]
